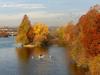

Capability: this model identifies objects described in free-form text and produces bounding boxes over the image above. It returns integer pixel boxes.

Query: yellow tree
[16,15,32,45]
[32,22,49,45]
[57,26,64,40]
[56,26,66,45]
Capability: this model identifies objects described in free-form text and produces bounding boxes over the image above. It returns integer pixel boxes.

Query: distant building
[0,27,17,37]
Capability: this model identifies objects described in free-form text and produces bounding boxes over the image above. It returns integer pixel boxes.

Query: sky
[0,0,100,27]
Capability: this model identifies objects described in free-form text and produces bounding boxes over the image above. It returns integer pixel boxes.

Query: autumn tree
[16,15,32,45]
[79,6,100,75]
[27,22,49,46]
[64,22,76,46]
[70,5,100,75]
[56,22,77,46]
[64,22,87,67]
[27,27,34,43]
[56,26,66,45]
[78,6,100,58]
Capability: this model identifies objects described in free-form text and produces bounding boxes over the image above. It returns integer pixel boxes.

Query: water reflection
[65,50,86,75]
[16,47,48,62]
[16,47,50,75]
[16,46,69,75]
[69,63,86,75]
[0,37,87,75]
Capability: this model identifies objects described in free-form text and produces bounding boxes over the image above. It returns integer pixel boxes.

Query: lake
[0,37,85,75]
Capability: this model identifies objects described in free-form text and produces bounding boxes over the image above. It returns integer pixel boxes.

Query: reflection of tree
[16,47,48,62]
[16,47,48,75]
[16,47,31,62]
[69,63,86,75]
[30,47,48,58]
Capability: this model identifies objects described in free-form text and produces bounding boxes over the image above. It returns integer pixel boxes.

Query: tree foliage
[69,5,100,75]
[78,8,100,58]
[32,22,49,42]
[16,15,31,45]
[64,22,76,46]
[16,15,49,46]
[26,22,49,45]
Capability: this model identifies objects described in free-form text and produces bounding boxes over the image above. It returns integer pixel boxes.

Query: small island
[16,15,49,48]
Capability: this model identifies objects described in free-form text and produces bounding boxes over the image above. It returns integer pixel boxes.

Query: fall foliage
[16,5,100,75]
[69,5,100,75]
[16,15,31,45]
[79,8,100,58]
[32,22,49,43]
[16,15,49,46]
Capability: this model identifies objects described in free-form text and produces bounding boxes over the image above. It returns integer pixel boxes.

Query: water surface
[0,37,85,75]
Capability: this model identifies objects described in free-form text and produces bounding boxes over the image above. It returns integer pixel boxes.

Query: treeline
[57,5,100,75]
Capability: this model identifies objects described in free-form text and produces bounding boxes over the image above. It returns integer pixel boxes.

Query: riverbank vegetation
[16,5,100,75]
[64,5,100,75]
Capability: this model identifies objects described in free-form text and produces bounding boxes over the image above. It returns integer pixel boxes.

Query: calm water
[0,37,85,75]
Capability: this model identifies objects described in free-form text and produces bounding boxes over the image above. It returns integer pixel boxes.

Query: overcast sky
[0,0,99,27]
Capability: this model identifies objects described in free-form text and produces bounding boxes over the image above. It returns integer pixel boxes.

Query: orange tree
[78,8,100,58]
[70,5,100,75]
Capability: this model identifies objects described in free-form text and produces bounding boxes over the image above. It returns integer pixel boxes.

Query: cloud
[28,12,65,18]
[0,3,46,9]
[0,11,65,21]
[0,10,86,26]
[0,11,65,26]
